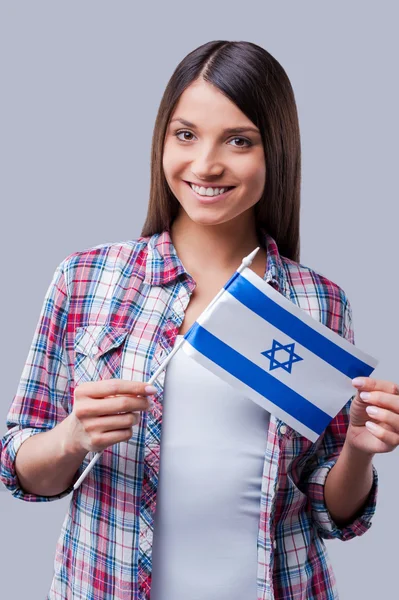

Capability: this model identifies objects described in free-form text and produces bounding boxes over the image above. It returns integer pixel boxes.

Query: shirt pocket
[73,324,130,387]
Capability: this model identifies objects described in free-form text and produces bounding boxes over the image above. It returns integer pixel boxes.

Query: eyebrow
[169,117,260,135]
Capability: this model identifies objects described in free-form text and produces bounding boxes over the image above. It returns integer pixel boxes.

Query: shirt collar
[143,227,288,295]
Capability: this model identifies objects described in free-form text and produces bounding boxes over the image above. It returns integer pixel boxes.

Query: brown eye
[229,137,252,148]
[175,130,195,141]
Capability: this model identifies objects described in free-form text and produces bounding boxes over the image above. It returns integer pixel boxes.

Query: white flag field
[180,266,379,442]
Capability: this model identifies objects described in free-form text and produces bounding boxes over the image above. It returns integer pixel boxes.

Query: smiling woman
[0,39,381,600]
[142,40,301,263]
[161,78,267,228]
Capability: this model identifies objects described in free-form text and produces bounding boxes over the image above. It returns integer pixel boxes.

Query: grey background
[0,1,397,598]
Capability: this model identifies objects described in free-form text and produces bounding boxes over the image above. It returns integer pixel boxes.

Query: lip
[184,181,235,204]
[185,180,235,189]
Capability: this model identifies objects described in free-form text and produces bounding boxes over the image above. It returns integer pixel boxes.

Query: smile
[184,181,236,203]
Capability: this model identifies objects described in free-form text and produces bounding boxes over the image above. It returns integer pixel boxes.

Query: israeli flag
[180,265,378,442]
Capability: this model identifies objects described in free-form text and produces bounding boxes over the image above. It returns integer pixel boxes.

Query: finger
[365,419,396,434]
[352,377,399,395]
[103,396,151,415]
[365,405,399,432]
[380,422,397,433]
[360,390,399,413]
[365,420,399,448]
[77,395,150,418]
[90,412,141,433]
[78,379,155,399]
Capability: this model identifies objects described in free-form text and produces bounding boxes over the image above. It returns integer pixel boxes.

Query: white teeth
[189,183,228,197]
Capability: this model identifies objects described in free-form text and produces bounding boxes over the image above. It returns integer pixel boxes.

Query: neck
[169,211,266,277]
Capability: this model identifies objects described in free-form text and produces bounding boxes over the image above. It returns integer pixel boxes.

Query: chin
[186,212,234,227]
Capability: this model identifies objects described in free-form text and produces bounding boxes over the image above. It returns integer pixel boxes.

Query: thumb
[349,393,369,427]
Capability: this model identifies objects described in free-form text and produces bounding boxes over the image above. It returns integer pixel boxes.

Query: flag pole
[73,246,260,490]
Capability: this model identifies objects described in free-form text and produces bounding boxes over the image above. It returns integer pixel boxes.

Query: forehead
[170,80,253,128]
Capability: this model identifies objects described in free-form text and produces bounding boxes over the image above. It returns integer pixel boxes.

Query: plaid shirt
[0,229,378,600]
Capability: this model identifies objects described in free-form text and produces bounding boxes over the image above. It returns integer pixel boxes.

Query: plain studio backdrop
[0,2,397,598]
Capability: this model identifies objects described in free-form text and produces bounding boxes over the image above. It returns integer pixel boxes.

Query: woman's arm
[14,414,88,497]
[298,294,378,540]
[0,260,76,501]
[324,440,374,526]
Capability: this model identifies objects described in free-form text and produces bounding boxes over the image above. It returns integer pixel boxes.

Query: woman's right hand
[66,379,156,454]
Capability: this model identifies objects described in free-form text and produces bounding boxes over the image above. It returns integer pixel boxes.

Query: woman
[1,40,398,600]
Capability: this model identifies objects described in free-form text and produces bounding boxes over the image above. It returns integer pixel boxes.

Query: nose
[191,162,224,182]
[190,143,225,180]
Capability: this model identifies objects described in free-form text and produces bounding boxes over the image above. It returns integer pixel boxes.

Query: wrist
[343,431,375,463]
[59,414,88,459]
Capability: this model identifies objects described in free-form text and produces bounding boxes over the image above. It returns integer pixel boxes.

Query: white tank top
[150,335,270,600]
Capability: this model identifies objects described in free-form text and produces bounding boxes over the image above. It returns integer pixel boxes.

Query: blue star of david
[261,339,303,374]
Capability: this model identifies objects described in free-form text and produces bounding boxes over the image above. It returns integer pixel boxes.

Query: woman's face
[163,79,266,228]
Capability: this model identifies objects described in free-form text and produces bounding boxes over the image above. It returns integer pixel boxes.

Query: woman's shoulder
[58,236,152,273]
[279,255,353,340]
[280,254,349,304]
[264,232,349,307]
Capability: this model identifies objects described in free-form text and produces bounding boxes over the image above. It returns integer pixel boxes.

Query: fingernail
[352,377,365,387]
[145,385,157,394]
[365,421,379,432]
[360,391,371,401]
[366,405,378,415]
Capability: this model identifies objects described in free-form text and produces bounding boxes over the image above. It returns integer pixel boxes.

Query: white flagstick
[73,246,260,490]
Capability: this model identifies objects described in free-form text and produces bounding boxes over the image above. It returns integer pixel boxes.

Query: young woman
[1,40,398,600]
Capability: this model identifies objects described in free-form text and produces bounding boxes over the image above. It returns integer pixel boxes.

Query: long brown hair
[141,40,301,262]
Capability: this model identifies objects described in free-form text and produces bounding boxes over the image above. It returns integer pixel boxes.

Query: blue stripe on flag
[185,323,332,435]
[224,273,374,380]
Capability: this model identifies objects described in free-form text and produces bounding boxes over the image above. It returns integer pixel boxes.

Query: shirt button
[280,425,287,435]
[273,540,277,550]
[91,345,99,357]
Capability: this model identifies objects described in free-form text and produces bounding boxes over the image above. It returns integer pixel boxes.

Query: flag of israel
[180,266,379,442]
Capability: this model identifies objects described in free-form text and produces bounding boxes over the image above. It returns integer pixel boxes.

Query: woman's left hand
[347,377,399,455]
